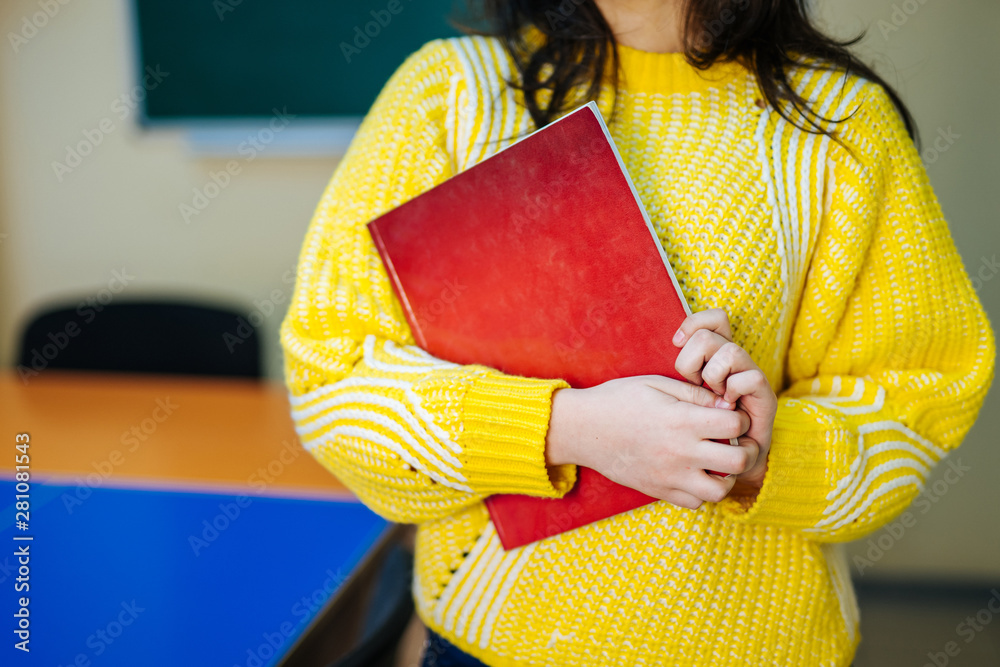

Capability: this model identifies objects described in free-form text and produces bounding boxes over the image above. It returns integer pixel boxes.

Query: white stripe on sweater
[294,400,466,483]
[820,456,929,526]
[812,474,924,532]
[310,426,473,492]
[437,524,500,628]
[291,375,461,454]
[823,420,944,503]
[476,542,537,648]
[452,38,482,171]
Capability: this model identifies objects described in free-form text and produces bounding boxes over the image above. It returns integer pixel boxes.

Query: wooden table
[0,370,350,498]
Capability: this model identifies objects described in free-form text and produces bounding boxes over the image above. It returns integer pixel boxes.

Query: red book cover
[368,101,719,550]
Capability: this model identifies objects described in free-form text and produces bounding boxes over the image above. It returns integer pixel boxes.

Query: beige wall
[0,0,338,380]
[1,0,997,581]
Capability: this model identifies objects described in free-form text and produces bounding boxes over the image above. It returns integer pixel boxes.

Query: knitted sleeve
[720,80,995,541]
[280,40,575,524]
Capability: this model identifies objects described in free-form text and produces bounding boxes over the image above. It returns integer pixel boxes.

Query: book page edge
[581,101,694,318]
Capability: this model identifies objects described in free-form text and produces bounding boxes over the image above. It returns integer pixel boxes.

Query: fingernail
[672,330,685,345]
[714,397,733,409]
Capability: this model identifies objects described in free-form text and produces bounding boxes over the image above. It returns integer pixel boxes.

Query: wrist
[545,387,586,467]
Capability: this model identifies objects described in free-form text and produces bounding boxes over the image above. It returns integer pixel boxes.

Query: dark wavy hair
[460,0,918,146]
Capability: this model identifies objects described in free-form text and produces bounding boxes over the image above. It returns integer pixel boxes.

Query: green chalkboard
[132,0,462,121]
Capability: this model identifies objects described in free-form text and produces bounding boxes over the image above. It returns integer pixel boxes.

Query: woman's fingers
[722,370,776,448]
[660,489,706,511]
[695,436,760,476]
[674,328,730,389]
[673,308,733,346]
[722,368,773,406]
[685,468,737,504]
[701,342,757,394]
[640,375,731,409]
[677,403,750,440]
[665,439,760,506]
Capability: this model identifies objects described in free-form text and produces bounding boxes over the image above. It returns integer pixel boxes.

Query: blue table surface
[0,481,388,666]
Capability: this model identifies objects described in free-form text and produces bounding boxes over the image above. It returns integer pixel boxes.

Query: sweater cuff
[718,403,851,529]
[458,371,576,498]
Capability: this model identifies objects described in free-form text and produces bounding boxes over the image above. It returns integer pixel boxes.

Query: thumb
[642,375,733,409]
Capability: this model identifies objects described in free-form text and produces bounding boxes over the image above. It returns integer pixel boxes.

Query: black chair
[17,300,262,378]
[328,544,415,667]
[280,531,418,667]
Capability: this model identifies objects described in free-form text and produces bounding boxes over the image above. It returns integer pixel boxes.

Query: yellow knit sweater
[281,35,994,666]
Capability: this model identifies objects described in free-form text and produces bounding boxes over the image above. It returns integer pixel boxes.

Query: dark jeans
[421,630,490,667]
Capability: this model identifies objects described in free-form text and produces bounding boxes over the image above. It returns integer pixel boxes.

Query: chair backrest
[18,301,261,379]
[328,544,415,667]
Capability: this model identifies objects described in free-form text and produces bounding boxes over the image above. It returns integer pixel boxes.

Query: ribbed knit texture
[280,35,994,666]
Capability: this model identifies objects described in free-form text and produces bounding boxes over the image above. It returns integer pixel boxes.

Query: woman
[281,1,994,665]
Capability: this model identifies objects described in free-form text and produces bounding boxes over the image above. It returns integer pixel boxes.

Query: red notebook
[368,101,725,550]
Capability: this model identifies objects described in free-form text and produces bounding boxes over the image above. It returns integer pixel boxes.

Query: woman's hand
[545,376,759,510]
[673,309,777,489]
